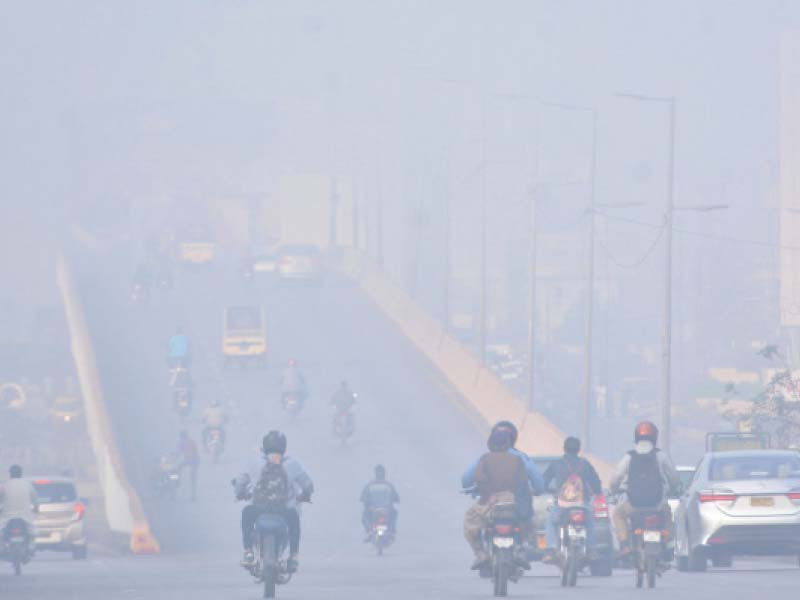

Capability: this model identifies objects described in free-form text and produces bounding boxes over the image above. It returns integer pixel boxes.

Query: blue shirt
[168,334,190,358]
[461,447,545,494]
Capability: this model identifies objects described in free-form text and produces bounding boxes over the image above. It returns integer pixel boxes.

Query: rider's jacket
[462,447,544,494]
[609,441,681,504]
[0,479,38,526]
[281,367,305,393]
[168,334,190,358]
[329,388,354,411]
[360,480,399,509]
[237,453,314,513]
[203,406,227,428]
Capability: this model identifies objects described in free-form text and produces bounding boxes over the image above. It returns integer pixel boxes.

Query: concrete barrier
[56,253,160,554]
[338,250,615,482]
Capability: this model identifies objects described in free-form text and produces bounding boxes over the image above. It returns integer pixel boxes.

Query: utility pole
[352,180,360,251]
[583,108,598,450]
[478,95,488,367]
[376,166,384,270]
[528,186,539,411]
[329,176,339,250]
[443,159,452,332]
[662,98,676,455]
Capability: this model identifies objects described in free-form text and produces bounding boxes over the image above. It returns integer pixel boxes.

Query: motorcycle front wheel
[261,535,277,598]
[493,553,509,597]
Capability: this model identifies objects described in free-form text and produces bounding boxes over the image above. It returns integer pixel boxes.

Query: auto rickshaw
[222,306,267,368]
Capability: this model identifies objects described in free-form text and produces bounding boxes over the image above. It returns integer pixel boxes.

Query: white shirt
[0,479,38,524]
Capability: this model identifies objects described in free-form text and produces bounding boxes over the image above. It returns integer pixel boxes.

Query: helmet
[488,428,512,452]
[375,464,386,481]
[9,465,22,478]
[491,421,518,448]
[287,358,297,367]
[262,430,287,455]
[634,421,659,444]
[564,436,581,455]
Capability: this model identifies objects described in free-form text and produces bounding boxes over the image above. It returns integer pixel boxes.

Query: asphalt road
[4,240,799,599]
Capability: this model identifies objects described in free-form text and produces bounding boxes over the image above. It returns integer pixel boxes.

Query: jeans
[545,505,595,551]
[242,505,300,555]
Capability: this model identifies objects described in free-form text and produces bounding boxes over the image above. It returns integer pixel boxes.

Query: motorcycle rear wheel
[261,535,277,598]
[493,559,509,597]
[646,555,657,588]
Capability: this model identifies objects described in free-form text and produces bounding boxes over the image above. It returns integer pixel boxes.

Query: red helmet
[635,421,659,444]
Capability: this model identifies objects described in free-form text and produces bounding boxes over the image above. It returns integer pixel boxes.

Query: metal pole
[529,187,538,411]
[662,99,676,455]
[479,97,488,367]
[352,180,360,251]
[583,108,598,450]
[375,165,384,270]
[443,160,451,332]
[329,176,339,250]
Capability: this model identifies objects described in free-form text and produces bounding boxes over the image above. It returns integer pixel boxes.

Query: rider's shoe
[241,550,255,567]
[287,553,299,573]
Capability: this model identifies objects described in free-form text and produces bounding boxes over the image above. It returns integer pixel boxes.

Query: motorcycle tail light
[495,524,513,535]
[10,527,22,536]
[593,495,608,518]
[644,515,660,528]
[569,511,586,524]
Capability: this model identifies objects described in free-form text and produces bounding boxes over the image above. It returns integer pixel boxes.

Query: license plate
[567,526,586,538]
[643,530,661,543]
[376,526,388,534]
[493,537,514,549]
[750,496,774,507]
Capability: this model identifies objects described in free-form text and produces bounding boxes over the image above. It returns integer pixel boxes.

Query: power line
[594,209,800,252]
[597,218,666,269]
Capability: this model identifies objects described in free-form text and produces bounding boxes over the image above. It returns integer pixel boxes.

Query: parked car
[529,456,614,576]
[30,477,88,559]
[276,244,324,282]
[675,449,800,571]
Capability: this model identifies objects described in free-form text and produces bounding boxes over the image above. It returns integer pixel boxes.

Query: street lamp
[615,92,677,454]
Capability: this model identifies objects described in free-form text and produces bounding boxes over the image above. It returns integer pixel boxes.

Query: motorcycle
[153,457,182,500]
[281,391,304,417]
[173,387,192,418]
[2,519,32,576]
[204,427,225,463]
[333,408,354,443]
[368,507,395,556]
[557,507,588,587]
[630,508,669,588]
[250,512,293,598]
[483,500,524,597]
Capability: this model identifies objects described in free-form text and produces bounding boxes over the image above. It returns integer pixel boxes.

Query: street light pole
[528,185,539,412]
[662,98,676,455]
[583,108,598,450]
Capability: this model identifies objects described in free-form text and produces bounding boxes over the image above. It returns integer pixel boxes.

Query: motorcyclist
[463,428,529,570]
[609,421,681,558]
[541,437,603,563]
[0,465,38,555]
[329,381,356,411]
[176,430,199,501]
[235,431,314,574]
[167,326,191,369]
[280,358,307,404]
[360,465,399,541]
[202,399,228,447]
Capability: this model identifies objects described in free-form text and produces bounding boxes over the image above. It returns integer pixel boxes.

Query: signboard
[706,432,771,453]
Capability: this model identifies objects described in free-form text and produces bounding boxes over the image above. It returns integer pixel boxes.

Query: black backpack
[253,459,290,510]
[627,450,663,508]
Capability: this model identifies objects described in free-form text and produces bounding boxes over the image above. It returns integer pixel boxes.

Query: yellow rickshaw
[222,306,267,368]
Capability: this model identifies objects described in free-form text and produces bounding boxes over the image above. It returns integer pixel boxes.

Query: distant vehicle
[177,225,215,266]
[276,244,324,282]
[242,254,278,282]
[668,466,697,514]
[529,456,613,576]
[222,306,267,368]
[675,449,800,571]
[30,477,88,560]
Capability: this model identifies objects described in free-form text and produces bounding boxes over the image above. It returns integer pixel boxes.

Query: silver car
[31,477,88,559]
[674,449,800,571]
[276,244,323,281]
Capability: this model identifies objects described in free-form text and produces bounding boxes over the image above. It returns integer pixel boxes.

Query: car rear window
[709,455,800,481]
[32,482,77,503]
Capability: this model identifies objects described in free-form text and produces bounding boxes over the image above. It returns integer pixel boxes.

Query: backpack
[252,458,290,510]
[627,450,663,508]
[557,460,585,507]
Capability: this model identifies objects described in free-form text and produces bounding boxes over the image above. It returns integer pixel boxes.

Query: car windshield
[226,307,261,330]
[32,482,76,503]
[709,455,800,481]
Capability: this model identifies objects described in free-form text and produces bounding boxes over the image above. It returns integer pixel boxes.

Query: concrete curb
[338,250,615,482]
[56,253,160,554]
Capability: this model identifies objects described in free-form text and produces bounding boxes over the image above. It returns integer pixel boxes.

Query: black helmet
[375,464,386,480]
[491,420,518,448]
[9,465,22,478]
[634,421,658,444]
[262,430,287,455]
[488,428,512,452]
[564,436,581,455]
